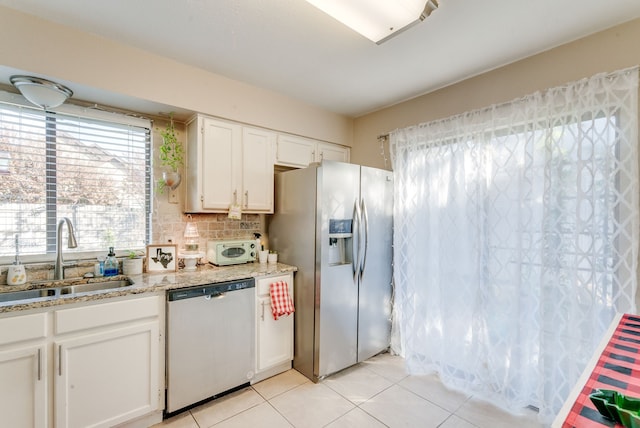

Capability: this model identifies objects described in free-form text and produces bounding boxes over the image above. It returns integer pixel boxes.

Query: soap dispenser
[104,247,119,277]
[7,234,26,285]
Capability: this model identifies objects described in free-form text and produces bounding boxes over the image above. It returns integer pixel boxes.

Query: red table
[553,313,640,427]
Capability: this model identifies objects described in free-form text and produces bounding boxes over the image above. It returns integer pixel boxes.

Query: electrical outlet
[168,189,179,204]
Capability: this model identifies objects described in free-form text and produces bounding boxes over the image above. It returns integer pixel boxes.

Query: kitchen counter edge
[0,262,297,314]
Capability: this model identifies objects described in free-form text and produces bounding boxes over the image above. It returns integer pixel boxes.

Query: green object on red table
[590,389,640,427]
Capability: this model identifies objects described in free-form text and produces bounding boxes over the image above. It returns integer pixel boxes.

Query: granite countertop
[0,262,297,314]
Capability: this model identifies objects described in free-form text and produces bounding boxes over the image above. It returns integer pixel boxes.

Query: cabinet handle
[58,345,62,376]
[233,190,238,204]
[311,151,315,163]
[37,348,41,381]
[244,191,249,208]
[320,151,324,161]
[261,300,267,321]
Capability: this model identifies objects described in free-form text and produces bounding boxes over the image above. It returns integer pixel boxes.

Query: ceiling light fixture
[305,0,438,44]
[10,75,73,110]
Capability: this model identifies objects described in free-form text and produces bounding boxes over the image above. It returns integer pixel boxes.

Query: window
[0,95,151,261]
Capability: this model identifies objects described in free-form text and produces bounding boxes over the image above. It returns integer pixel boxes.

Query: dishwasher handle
[204,292,226,300]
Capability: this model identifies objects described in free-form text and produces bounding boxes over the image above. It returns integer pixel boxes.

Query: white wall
[0,6,353,146]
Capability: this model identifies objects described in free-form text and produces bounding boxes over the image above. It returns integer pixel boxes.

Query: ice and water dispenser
[328,219,353,266]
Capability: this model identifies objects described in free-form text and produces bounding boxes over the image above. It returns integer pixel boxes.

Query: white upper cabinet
[242,127,276,212]
[317,141,350,163]
[275,134,350,168]
[275,134,316,168]
[186,115,275,213]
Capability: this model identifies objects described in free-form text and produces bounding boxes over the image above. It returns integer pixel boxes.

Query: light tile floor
[154,353,544,428]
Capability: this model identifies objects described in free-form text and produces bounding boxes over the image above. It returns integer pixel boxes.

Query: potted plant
[156,113,184,194]
[122,250,144,275]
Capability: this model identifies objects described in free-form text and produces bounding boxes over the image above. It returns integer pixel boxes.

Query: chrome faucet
[54,217,78,280]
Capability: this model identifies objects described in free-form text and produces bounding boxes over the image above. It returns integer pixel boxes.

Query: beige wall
[0,6,353,146]
[353,18,640,169]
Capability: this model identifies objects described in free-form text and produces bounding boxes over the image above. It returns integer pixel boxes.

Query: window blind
[0,99,151,260]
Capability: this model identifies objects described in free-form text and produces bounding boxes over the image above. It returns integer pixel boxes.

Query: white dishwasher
[166,278,255,414]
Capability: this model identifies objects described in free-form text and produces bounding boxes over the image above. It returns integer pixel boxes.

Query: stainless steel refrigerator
[269,160,393,382]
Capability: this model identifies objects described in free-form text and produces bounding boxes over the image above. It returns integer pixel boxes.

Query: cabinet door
[256,274,294,372]
[317,142,350,163]
[242,127,275,212]
[0,344,47,428]
[55,322,159,428]
[257,297,294,371]
[201,118,242,210]
[275,134,316,168]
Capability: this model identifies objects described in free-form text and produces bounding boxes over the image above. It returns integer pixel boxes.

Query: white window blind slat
[0,101,151,260]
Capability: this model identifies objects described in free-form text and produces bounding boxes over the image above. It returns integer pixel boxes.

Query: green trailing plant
[155,114,184,195]
[158,114,184,173]
[155,180,169,195]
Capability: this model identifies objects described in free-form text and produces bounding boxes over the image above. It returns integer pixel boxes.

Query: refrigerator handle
[352,199,361,282]
[360,198,369,279]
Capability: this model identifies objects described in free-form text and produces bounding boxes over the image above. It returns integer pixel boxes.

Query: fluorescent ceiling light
[305,0,438,44]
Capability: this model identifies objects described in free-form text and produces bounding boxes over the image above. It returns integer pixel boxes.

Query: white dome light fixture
[10,75,73,110]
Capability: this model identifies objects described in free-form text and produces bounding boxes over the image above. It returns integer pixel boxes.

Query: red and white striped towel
[269,281,294,320]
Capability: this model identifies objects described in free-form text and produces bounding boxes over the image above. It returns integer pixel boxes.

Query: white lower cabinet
[55,322,159,428]
[0,312,48,428]
[0,343,47,428]
[253,273,294,383]
[0,294,163,428]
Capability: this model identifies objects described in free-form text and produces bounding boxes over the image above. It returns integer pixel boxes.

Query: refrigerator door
[316,161,361,378]
[358,166,393,362]
[269,166,318,381]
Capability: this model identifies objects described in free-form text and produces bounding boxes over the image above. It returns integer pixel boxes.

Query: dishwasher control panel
[167,278,255,302]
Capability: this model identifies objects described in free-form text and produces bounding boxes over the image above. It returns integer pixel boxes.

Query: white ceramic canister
[7,264,27,285]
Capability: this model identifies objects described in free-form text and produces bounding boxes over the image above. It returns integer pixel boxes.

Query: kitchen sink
[0,277,135,304]
[0,288,57,303]
[59,278,133,295]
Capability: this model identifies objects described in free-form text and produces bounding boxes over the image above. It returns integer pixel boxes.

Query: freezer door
[270,166,318,381]
[316,161,361,378]
[358,166,393,362]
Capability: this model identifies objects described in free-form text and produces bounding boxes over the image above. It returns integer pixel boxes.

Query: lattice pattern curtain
[389,67,639,424]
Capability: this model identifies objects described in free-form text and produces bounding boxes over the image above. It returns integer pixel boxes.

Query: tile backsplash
[152,212,264,255]
[0,213,265,284]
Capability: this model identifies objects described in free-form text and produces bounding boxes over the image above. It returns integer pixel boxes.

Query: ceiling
[1,0,640,118]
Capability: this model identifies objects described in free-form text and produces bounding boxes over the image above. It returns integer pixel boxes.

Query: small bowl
[619,408,637,427]
[618,395,640,412]
[605,402,623,424]
[590,389,640,427]
[590,389,620,420]
[630,411,640,428]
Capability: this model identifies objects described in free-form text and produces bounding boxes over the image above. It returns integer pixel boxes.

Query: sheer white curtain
[389,67,639,424]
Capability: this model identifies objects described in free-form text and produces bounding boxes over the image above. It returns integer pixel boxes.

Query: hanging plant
[156,113,184,194]
[158,114,183,173]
